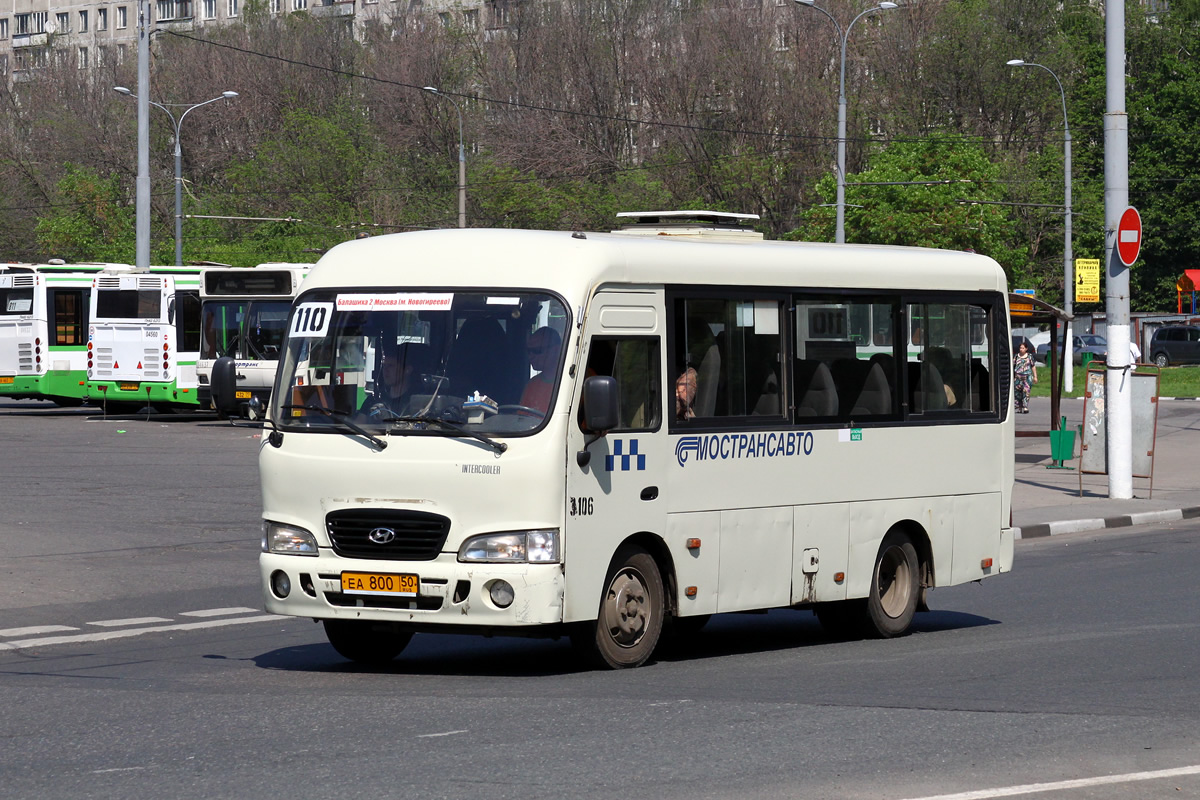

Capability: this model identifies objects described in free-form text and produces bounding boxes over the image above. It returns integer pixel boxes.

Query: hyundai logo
[367,528,397,545]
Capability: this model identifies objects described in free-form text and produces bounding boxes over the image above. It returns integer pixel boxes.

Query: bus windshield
[274,290,569,435]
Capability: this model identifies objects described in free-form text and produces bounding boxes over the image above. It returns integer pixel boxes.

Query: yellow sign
[1075,258,1101,303]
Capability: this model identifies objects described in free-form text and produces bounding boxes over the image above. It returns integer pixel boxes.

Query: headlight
[458,530,559,563]
[262,521,319,556]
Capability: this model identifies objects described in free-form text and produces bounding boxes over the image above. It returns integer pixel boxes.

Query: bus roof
[301,228,1009,299]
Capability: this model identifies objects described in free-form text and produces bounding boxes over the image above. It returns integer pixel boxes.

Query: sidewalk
[1012,395,1200,538]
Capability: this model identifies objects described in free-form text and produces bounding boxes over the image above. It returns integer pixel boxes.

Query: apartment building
[0,0,488,82]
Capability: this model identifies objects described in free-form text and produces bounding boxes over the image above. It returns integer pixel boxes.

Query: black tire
[1154,352,1169,368]
[865,530,920,638]
[577,546,664,669]
[323,619,412,665]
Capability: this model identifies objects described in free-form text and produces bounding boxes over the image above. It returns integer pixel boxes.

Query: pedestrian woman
[1013,341,1037,414]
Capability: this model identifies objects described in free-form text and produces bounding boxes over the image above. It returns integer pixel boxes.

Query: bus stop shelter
[1009,293,1072,436]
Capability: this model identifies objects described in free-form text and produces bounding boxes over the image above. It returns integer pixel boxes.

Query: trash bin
[1048,416,1076,470]
[1081,352,1094,369]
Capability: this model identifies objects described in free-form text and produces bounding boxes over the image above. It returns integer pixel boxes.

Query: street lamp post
[796,0,897,244]
[423,86,467,229]
[114,87,239,266]
[1006,59,1073,391]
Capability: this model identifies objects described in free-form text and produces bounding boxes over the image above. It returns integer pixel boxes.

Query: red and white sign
[1117,206,1142,267]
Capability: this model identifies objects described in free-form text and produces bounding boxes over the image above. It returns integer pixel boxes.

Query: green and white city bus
[85,266,204,410]
[0,262,131,406]
[246,212,1015,668]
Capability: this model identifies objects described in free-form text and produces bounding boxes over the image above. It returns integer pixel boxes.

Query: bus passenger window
[794,296,899,421]
[579,337,660,431]
[908,302,992,413]
[672,297,783,420]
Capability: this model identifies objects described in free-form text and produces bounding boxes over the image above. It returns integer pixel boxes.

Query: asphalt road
[1,399,1198,799]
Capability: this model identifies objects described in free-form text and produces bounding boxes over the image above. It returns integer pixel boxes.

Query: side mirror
[211,356,241,417]
[582,375,619,433]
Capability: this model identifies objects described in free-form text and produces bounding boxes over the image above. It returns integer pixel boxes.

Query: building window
[292,0,306,11]
[78,46,88,68]
[203,0,215,18]
[117,7,128,28]
[97,8,107,30]
[463,9,478,29]
[0,18,8,39]
[79,10,89,31]
[117,43,127,64]
[270,0,280,13]
[0,54,7,75]
[56,12,70,32]
[228,0,238,17]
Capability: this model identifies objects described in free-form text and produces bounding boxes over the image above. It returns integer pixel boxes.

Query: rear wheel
[865,530,920,638]
[576,546,664,669]
[1154,352,1169,368]
[323,619,412,665]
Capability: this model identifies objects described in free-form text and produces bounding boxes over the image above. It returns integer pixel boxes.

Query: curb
[1015,506,1200,539]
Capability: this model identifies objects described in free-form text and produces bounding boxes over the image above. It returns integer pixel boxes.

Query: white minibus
[251,213,1015,668]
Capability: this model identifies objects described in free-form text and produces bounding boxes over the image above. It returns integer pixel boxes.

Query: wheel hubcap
[877,545,912,618]
[604,568,649,648]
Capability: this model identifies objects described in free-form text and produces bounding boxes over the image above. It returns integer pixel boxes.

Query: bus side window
[673,297,783,420]
[579,337,660,431]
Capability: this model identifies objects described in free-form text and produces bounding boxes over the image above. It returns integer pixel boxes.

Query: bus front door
[564,293,668,641]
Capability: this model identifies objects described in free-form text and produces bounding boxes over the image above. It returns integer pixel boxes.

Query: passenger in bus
[519,326,561,414]
[359,342,435,419]
[675,367,697,419]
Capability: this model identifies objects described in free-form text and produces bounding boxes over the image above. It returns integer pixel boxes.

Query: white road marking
[0,624,78,637]
[901,764,1200,800]
[179,607,259,618]
[417,730,468,739]
[87,617,173,628]
[92,767,147,774]
[0,615,278,651]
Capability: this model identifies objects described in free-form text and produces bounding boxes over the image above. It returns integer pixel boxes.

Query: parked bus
[85,266,203,410]
[247,212,1015,668]
[197,263,310,414]
[0,262,131,406]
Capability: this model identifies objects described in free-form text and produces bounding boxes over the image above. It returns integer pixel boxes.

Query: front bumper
[260,550,566,627]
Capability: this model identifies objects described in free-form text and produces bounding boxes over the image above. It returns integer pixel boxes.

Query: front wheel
[323,619,412,665]
[1154,352,1169,368]
[576,546,664,669]
[865,531,920,638]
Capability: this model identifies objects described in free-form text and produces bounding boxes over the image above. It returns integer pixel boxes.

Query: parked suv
[1149,325,1200,367]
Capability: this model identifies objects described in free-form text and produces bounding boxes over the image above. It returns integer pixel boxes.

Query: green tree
[34,165,135,263]
[795,137,1029,281]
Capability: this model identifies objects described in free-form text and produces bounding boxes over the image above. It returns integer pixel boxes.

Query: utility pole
[135,0,150,270]
[1105,0,1133,498]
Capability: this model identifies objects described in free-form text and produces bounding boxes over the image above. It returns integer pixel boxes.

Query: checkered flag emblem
[606,438,646,472]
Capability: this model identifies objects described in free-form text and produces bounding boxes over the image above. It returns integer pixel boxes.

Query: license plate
[0,377,12,384]
[235,391,251,399]
[341,572,419,597]
[118,382,139,391]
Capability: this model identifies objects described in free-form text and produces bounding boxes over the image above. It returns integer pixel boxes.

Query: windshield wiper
[391,415,508,455]
[280,404,388,451]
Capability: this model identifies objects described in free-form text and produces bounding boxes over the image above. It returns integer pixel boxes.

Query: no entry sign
[1117,206,1142,267]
